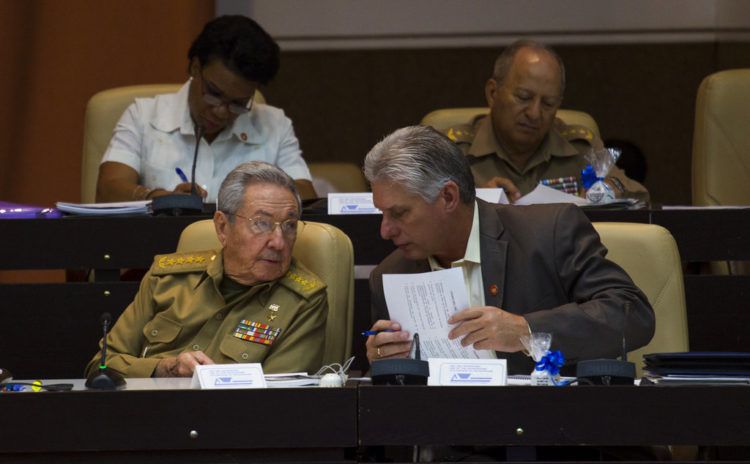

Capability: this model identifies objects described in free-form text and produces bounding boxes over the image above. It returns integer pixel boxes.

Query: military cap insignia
[233,320,281,346]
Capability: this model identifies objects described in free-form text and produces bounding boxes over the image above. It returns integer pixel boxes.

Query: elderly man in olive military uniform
[445,39,648,203]
[85,161,327,378]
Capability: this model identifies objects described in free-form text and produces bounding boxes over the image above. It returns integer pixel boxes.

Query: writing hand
[365,320,411,362]
[173,182,208,198]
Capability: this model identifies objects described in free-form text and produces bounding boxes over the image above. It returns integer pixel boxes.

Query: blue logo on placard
[214,377,253,385]
[450,373,492,384]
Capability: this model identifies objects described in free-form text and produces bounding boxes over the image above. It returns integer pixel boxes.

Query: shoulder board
[151,250,215,275]
[280,261,326,298]
[443,124,476,144]
[556,120,595,144]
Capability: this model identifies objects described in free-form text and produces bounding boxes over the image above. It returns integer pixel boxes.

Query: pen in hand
[175,167,189,183]
[361,329,396,337]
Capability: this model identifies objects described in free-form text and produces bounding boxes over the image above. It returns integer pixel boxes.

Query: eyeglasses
[230,213,302,238]
[199,71,255,115]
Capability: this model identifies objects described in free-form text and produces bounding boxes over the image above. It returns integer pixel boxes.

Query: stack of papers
[644,352,750,385]
[56,201,151,216]
[264,372,320,388]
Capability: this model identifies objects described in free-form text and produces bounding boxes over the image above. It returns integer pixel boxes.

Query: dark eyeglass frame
[229,212,302,238]
[199,71,255,115]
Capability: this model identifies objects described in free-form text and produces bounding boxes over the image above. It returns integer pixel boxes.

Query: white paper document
[56,200,151,216]
[475,188,509,204]
[515,184,590,206]
[383,268,496,360]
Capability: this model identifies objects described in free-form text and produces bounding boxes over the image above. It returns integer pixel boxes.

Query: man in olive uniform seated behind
[85,161,327,378]
[445,39,648,203]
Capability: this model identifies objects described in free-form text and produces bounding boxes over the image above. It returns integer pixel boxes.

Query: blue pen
[361,329,396,337]
[175,167,189,183]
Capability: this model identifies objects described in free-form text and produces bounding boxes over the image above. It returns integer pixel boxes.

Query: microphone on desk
[371,333,429,386]
[576,302,636,386]
[85,312,126,390]
[151,125,205,216]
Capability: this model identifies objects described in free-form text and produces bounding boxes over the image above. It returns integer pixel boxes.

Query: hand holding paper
[448,306,530,352]
[382,268,496,360]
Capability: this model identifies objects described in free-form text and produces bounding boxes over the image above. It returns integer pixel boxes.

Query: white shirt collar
[429,201,481,270]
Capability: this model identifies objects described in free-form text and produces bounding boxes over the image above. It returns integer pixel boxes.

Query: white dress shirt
[101,81,311,203]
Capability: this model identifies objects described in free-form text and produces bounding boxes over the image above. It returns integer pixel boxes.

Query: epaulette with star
[556,120,596,145]
[443,124,476,145]
[151,250,215,275]
[280,261,325,298]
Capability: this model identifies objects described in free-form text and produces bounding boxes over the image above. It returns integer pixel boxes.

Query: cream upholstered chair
[692,69,750,207]
[80,84,266,203]
[421,107,600,139]
[309,162,368,196]
[176,219,354,366]
[692,69,750,275]
[593,222,689,377]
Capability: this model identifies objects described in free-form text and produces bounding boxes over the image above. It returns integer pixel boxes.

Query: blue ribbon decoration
[535,350,565,377]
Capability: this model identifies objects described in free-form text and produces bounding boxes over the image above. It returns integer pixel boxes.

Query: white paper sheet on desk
[475,188,509,204]
[56,200,151,215]
[383,268,495,360]
[515,184,590,206]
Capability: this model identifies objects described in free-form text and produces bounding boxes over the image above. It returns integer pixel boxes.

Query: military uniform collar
[150,79,270,146]
[467,116,580,175]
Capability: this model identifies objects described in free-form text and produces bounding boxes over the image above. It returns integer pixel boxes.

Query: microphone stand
[85,313,126,390]
[576,302,636,385]
[151,125,205,216]
[371,333,429,385]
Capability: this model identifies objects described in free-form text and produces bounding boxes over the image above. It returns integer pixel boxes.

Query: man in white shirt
[97,15,316,203]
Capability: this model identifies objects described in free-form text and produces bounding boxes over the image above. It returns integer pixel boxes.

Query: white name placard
[427,358,507,386]
[327,193,381,215]
[191,363,267,389]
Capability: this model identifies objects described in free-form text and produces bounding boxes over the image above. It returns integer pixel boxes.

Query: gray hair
[218,161,301,220]
[364,125,475,204]
[492,39,566,95]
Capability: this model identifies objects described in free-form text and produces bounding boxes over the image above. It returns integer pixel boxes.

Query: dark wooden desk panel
[358,385,750,447]
[652,208,750,261]
[0,387,357,461]
[0,215,200,272]
[0,282,136,378]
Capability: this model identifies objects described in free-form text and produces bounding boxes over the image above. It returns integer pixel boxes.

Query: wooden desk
[0,385,358,462]
[358,384,750,447]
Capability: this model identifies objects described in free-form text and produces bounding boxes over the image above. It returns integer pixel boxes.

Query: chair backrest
[692,69,750,206]
[80,84,265,203]
[593,222,689,377]
[309,162,368,196]
[420,107,601,139]
[176,219,354,366]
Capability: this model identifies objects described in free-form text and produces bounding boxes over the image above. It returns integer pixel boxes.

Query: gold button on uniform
[151,329,158,336]
[241,353,249,360]
[192,344,200,351]
[215,313,224,320]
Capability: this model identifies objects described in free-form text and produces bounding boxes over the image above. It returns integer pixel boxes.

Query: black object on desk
[85,313,125,390]
[371,333,429,385]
